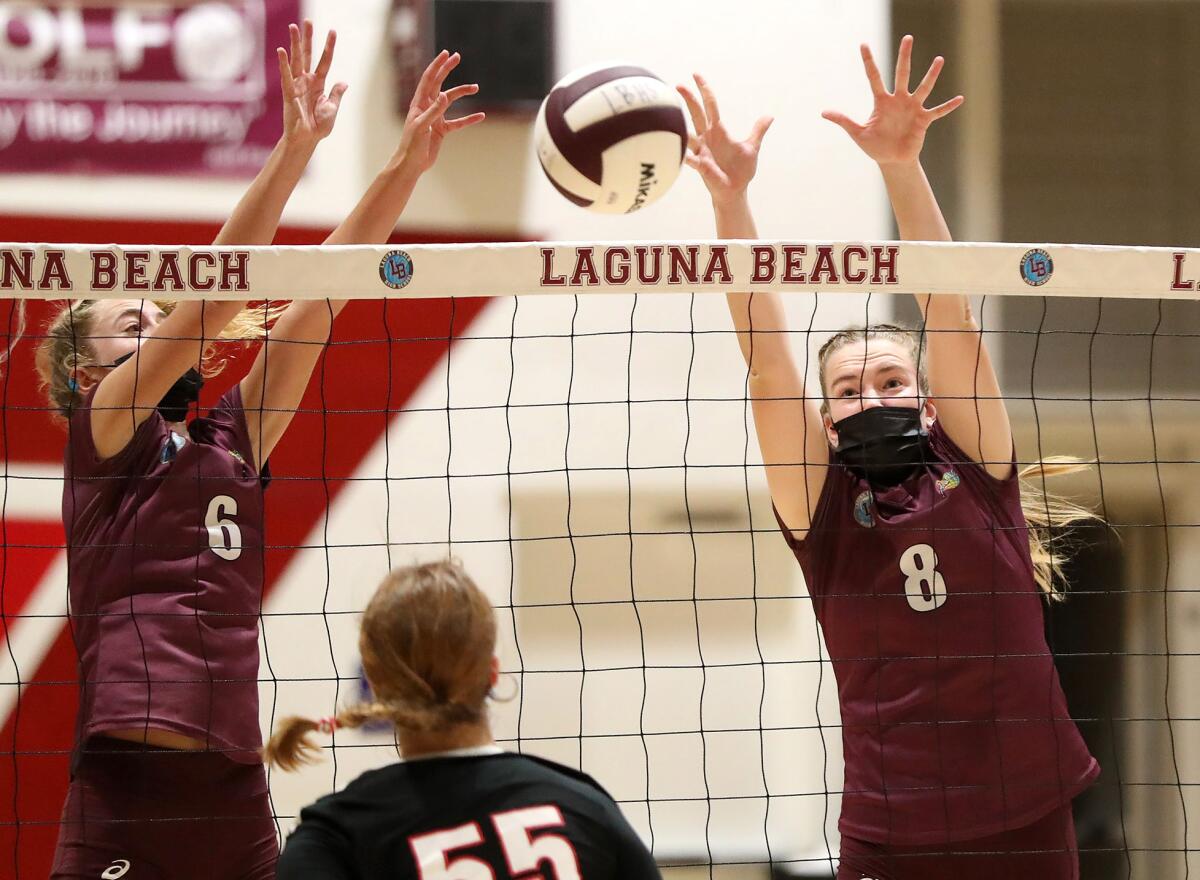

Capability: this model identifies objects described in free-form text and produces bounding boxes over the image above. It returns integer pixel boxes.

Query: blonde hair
[1015,457,1103,600]
[817,323,932,417]
[33,299,285,420]
[264,559,498,771]
[818,323,1101,600]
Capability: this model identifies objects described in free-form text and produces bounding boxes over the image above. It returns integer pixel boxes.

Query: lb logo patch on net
[1020,248,1055,287]
[380,250,415,290]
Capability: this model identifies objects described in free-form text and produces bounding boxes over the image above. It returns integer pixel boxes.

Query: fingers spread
[314,30,336,82]
[301,19,314,73]
[288,23,303,79]
[913,55,944,104]
[694,73,720,124]
[442,83,479,106]
[327,82,349,111]
[860,44,887,96]
[749,115,774,149]
[928,94,964,120]
[894,33,913,94]
[687,133,701,154]
[676,84,707,135]
[415,51,450,105]
[444,111,486,132]
[277,47,295,94]
[432,51,462,94]
[821,109,864,137]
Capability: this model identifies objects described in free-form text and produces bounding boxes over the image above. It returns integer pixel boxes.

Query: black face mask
[833,406,930,487]
[110,352,204,423]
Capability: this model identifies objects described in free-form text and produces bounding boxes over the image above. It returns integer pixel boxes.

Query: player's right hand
[821,34,963,168]
[278,20,348,148]
[676,73,772,209]
[394,51,485,176]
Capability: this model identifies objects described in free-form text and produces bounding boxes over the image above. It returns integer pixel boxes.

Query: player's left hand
[677,74,773,208]
[822,35,963,167]
[278,20,348,148]
[396,51,486,175]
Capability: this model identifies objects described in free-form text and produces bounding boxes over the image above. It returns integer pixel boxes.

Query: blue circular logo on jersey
[1020,248,1054,287]
[853,491,875,528]
[380,250,414,289]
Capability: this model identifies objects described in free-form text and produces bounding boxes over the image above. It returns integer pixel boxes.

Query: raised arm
[678,75,828,540]
[239,51,485,469]
[88,21,343,460]
[213,22,347,247]
[823,36,1011,479]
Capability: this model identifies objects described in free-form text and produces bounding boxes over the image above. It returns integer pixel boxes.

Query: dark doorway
[1047,521,1131,879]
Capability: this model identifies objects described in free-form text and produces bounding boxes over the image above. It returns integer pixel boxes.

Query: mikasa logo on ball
[535,63,687,214]
[625,162,658,213]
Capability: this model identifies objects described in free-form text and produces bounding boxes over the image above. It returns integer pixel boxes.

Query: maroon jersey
[63,384,268,762]
[778,420,1098,845]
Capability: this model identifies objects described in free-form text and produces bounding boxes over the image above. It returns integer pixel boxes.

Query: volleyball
[534,63,688,214]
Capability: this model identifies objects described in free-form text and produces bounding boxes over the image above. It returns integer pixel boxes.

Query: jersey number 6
[410,805,582,879]
[899,543,947,612]
[205,495,242,561]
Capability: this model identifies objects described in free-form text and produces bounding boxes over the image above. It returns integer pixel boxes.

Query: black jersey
[276,748,661,880]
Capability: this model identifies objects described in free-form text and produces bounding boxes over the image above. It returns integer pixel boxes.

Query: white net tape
[4,240,1200,300]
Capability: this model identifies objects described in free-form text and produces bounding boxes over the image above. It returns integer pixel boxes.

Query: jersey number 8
[899,543,947,612]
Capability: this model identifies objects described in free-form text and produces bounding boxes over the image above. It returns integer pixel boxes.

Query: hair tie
[68,377,79,392]
[317,716,340,735]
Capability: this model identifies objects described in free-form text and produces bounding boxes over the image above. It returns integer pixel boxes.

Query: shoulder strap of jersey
[518,754,617,801]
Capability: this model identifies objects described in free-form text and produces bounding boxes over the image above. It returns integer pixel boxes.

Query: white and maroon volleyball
[535,63,688,214]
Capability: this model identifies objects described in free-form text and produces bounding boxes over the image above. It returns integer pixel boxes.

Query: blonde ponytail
[263,705,392,771]
[265,559,500,772]
[1018,456,1103,601]
[263,697,489,771]
[263,716,325,771]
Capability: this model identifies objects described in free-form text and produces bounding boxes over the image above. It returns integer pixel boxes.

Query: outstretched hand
[677,74,772,208]
[822,35,963,167]
[278,20,348,147]
[397,51,486,175]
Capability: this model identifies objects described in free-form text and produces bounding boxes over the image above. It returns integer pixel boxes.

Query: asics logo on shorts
[101,860,130,879]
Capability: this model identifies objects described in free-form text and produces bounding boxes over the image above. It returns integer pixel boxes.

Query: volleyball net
[1,239,1198,878]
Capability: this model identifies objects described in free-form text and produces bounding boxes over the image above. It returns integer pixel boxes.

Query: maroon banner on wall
[0,0,299,176]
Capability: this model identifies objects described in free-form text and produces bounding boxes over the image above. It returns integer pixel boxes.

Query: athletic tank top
[777,420,1098,844]
[64,384,268,762]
